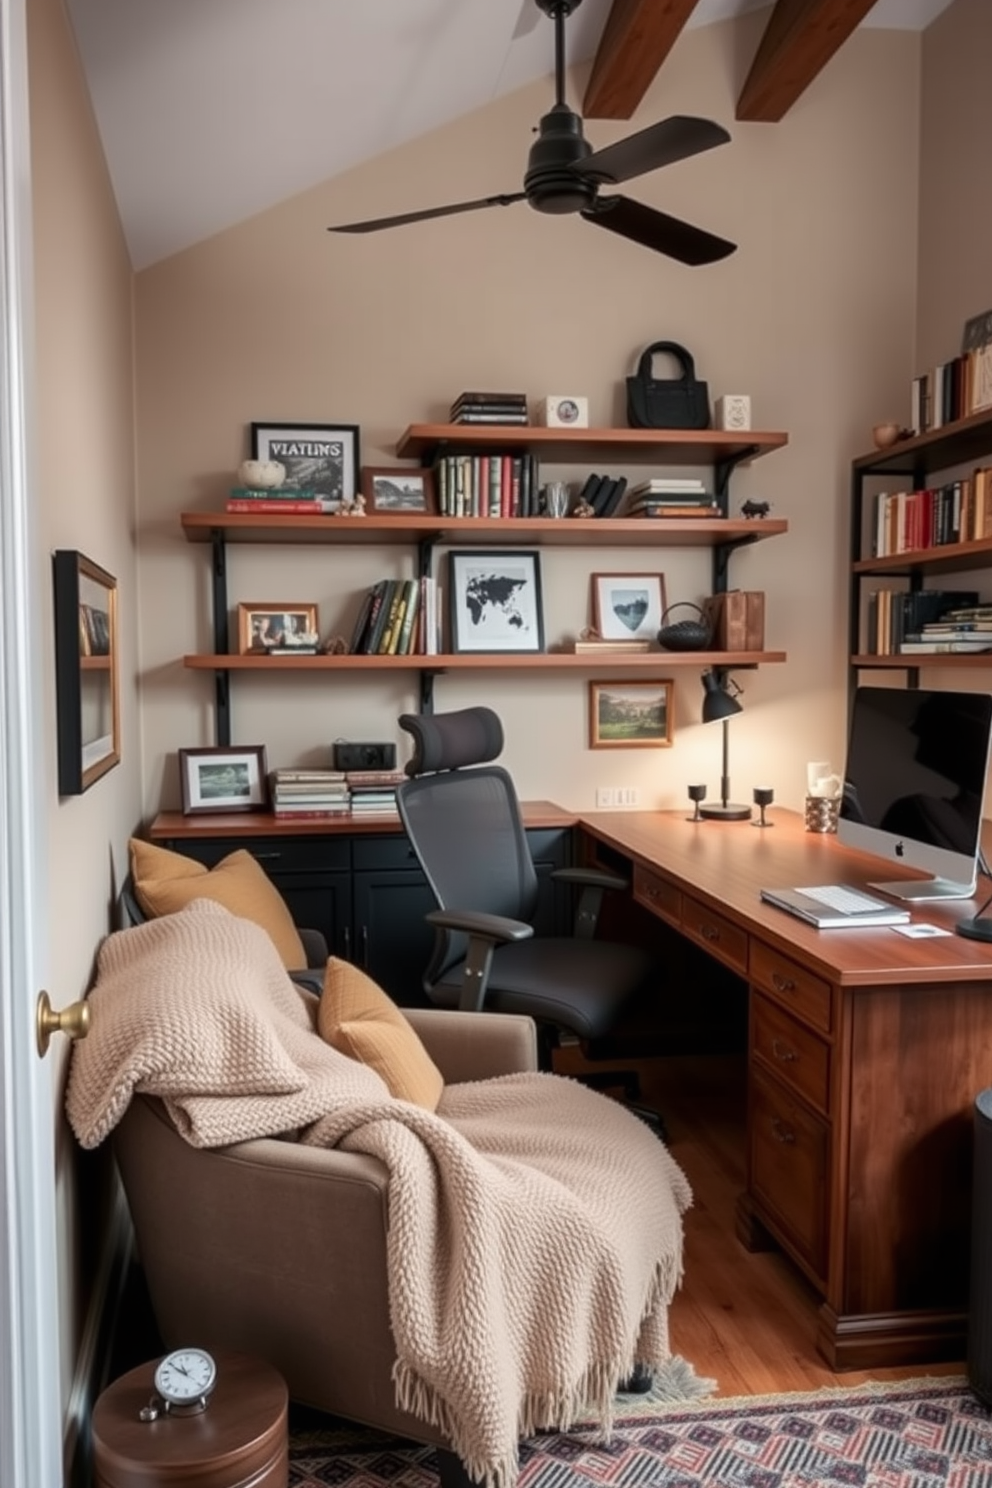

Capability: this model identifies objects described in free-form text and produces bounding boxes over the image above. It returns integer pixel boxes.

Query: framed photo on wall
[591,573,667,642]
[178,745,269,814]
[52,550,120,794]
[250,422,360,505]
[448,549,544,654]
[237,602,320,653]
[589,680,673,749]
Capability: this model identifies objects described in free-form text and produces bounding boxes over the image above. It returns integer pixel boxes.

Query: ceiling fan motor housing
[524,106,596,213]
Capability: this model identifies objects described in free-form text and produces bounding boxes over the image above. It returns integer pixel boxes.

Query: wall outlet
[596,787,616,808]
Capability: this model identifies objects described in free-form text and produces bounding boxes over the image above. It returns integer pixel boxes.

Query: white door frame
[0,0,63,1482]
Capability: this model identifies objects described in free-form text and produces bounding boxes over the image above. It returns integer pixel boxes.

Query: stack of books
[270,769,350,818]
[900,600,992,654]
[864,588,979,654]
[346,769,407,814]
[226,485,334,515]
[449,391,529,426]
[621,479,721,518]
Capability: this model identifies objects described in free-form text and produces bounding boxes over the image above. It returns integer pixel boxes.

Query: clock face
[556,399,579,423]
[154,1348,217,1405]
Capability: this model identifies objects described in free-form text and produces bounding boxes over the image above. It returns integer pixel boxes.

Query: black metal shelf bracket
[714,446,761,516]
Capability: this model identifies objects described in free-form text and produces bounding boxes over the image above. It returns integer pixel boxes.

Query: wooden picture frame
[361,466,436,515]
[237,602,319,654]
[589,680,673,749]
[52,550,120,794]
[178,744,269,814]
[250,422,360,506]
[591,572,667,642]
[448,549,544,654]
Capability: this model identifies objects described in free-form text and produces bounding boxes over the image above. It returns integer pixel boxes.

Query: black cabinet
[158,825,573,1006]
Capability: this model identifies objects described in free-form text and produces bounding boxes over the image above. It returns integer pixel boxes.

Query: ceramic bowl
[872,422,901,449]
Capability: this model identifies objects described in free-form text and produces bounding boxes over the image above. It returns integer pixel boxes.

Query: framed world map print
[448,549,544,654]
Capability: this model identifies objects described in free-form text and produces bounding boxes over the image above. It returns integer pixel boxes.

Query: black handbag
[626,342,711,430]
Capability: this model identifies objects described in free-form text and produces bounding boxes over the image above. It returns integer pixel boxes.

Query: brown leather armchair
[113,1008,538,1484]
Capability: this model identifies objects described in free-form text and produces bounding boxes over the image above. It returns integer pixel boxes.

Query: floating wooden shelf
[395,423,789,464]
[184,650,787,673]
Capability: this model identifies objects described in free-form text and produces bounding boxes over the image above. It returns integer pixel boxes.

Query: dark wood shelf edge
[183,650,788,672]
[395,423,789,463]
[852,406,992,476]
[179,513,789,546]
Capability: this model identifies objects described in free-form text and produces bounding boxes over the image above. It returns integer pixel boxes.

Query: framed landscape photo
[237,602,319,653]
[53,549,120,794]
[589,680,673,749]
[251,422,360,505]
[448,549,544,654]
[178,744,269,814]
[362,465,436,515]
[591,572,667,642]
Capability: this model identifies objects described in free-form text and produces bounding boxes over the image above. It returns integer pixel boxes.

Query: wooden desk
[580,806,992,1371]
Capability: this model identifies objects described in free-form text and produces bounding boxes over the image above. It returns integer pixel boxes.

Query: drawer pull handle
[701,924,721,943]
[645,885,659,901]
[772,973,796,993]
[254,851,282,862]
[771,1038,797,1063]
[770,1117,796,1145]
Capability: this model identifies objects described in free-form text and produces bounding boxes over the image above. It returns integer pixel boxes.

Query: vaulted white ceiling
[64,0,953,271]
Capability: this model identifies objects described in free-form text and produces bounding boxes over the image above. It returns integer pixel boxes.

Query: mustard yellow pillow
[317,957,444,1111]
[129,839,306,972]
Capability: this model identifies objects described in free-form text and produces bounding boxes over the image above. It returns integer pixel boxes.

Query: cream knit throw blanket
[66,899,692,1488]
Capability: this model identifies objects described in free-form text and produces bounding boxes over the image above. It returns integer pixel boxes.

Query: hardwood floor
[553,1045,967,1397]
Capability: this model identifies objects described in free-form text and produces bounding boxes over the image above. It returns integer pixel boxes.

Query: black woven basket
[657,602,711,651]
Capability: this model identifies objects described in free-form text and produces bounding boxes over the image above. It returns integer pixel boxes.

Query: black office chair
[396,706,661,1123]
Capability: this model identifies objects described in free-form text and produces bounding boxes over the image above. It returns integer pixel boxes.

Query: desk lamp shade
[699,670,752,820]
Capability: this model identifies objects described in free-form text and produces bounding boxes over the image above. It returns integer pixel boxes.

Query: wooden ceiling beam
[582,0,701,121]
[736,0,878,123]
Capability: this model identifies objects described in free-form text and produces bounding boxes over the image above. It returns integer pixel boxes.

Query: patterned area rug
[288,1374,991,1488]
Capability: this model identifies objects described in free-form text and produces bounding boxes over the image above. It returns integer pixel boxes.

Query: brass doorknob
[36,991,90,1057]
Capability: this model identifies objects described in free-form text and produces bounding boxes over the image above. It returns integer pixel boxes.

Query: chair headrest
[399,707,504,776]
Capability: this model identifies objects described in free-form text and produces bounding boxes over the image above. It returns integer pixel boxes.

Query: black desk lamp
[699,670,752,821]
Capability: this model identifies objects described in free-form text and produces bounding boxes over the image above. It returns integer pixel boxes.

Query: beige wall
[917,0,992,372]
[134,17,919,821]
[28,0,138,1420]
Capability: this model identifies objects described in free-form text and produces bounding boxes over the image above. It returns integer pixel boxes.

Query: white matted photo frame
[361,466,437,514]
[178,745,269,814]
[448,549,544,654]
[591,572,667,642]
[589,680,673,749]
[251,422,360,504]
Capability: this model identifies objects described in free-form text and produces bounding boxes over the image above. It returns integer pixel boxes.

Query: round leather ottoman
[92,1350,288,1488]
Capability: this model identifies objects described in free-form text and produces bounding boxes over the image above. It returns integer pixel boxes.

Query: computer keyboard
[799,884,889,914]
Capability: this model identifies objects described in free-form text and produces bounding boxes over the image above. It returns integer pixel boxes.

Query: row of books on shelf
[863,588,985,655]
[911,346,992,434]
[433,461,722,520]
[870,468,992,556]
[349,576,439,656]
[269,768,406,818]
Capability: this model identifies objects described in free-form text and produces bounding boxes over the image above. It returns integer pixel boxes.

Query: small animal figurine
[573,498,596,518]
[741,499,770,519]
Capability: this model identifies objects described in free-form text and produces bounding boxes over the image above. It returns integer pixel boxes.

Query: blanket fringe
[392,1248,684,1488]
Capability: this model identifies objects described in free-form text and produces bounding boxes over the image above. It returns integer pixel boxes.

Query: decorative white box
[536,396,589,428]
[714,395,751,431]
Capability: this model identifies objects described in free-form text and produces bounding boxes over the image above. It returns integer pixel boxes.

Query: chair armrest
[299,926,329,968]
[426,908,533,943]
[405,1009,539,1080]
[552,866,629,892]
[552,867,629,940]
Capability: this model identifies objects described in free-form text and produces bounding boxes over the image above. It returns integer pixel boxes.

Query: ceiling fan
[327,0,736,266]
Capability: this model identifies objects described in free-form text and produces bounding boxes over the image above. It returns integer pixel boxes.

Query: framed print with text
[251,422,360,505]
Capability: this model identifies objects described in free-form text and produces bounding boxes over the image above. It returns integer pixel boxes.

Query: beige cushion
[318,958,444,1111]
[129,839,306,972]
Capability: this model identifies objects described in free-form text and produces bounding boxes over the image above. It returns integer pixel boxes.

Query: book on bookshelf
[899,639,992,653]
[624,503,722,519]
[226,499,332,514]
[571,638,652,654]
[229,486,317,500]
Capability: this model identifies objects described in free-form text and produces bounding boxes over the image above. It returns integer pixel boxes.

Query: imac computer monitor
[838,686,992,901]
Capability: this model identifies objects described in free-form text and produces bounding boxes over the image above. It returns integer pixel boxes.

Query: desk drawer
[633,864,681,928]
[752,992,830,1115]
[751,942,832,1035]
[681,895,748,976]
[749,1066,829,1279]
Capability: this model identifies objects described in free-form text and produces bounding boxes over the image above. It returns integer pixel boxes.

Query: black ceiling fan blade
[574,116,730,187]
[329,192,526,234]
[582,195,736,266]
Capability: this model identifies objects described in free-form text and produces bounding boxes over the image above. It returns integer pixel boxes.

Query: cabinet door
[352,868,438,1007]
[526,828,572,934]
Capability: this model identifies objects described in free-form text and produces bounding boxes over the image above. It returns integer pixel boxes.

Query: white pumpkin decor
[238,459,286,489]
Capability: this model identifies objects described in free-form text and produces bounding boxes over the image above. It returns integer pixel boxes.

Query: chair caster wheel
[618,1363,653,1394]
